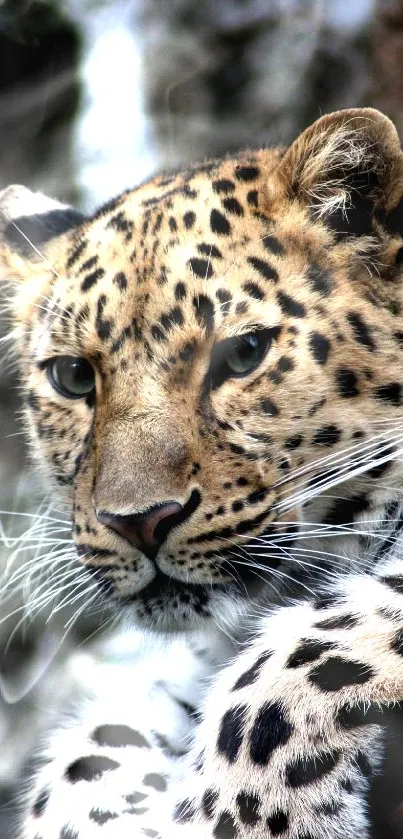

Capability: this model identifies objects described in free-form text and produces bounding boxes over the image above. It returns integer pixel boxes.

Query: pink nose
[97,501,183,557]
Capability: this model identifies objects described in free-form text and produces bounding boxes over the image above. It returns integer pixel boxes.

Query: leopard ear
[0,185,84,261]
[276,108,403,239]
[0,185,85,326]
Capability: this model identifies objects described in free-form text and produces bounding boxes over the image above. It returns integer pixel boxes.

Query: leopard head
[2,108,403,631]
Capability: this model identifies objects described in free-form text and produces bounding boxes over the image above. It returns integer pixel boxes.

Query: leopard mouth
[82,542,292,632]
[89,548,283,608]
[125,568,222,608]
[119,545,287,630]
[82,522,291,611]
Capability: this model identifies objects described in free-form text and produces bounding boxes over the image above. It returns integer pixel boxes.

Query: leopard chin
[89,557,272,633]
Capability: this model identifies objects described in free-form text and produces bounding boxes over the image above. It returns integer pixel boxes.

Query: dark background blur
[0,0,402,836]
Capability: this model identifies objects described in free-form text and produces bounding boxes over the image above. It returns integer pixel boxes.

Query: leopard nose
[97,501,183,557]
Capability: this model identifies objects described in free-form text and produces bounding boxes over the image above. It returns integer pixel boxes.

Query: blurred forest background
[0,0,402,835]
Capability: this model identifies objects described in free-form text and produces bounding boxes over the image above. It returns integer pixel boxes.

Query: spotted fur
[2,108,403,837]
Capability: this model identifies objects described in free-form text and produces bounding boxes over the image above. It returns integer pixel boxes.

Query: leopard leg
[21,636,212,839]
[167,559,403,838]
[23,716,181,839]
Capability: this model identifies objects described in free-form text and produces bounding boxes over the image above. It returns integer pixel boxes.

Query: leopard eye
[209,327,279,390]
[46,356,95,399]
[224,333,265,374]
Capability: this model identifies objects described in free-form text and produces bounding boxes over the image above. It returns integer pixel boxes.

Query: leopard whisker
[50,578,100,617]
[230,556,320,600]
[274,427,403,495]
[73,602,118,643]
[276,441,403,512]
[24,571,86,616]
[1,548,77,598]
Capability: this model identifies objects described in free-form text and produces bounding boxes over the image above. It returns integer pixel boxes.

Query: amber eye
[209,327,279,390]
[47,356,95,399]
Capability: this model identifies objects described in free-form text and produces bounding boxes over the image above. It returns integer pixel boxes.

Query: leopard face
[2,108,403,631]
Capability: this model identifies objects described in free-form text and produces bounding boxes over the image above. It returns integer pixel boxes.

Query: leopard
[2,107,403,839]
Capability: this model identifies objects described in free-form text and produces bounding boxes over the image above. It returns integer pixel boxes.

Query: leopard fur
[2,107,403,838]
